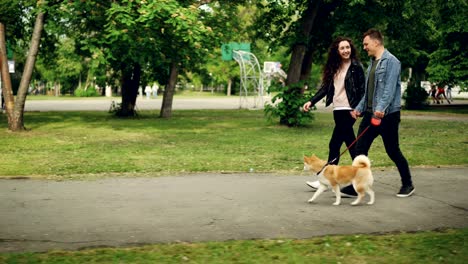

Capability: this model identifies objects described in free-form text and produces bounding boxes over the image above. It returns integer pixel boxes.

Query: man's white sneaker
[306,180,321,190]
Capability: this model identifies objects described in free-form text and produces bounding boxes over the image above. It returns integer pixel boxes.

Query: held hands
[350,110,385,119]
[351,110,361,119]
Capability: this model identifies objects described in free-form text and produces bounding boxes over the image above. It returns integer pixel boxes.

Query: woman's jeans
[356,111,413,187]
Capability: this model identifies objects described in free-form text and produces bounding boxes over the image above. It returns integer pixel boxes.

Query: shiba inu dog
[303,154,375,206]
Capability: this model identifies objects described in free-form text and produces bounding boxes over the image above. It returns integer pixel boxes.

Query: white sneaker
[306,180,321,190]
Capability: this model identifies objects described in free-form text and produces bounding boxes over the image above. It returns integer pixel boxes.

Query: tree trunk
[1,10,45,131]
[299,47,314,94]
[14,11,45,130]
[411,62,426,87]
[285,0,321,86]
[300,47,314,82]
[227,78,232,96]
[118,63,140,117]
[0,23,15,123]
[286,45,307,86]
[160,62,179,118]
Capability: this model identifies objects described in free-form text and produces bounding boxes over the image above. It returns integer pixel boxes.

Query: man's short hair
[363,28,384,45]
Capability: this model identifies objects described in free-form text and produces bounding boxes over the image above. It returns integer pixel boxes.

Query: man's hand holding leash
[373,111,384,119]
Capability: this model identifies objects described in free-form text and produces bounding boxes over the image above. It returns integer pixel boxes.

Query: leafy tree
[426,0,467,89]
[56,1,127,110]
[255,0,344,126]
[102,0,214,117]
[1,0,47,131]
[199,4,259,96]
[57,0,246,118]
[35,37,83,95]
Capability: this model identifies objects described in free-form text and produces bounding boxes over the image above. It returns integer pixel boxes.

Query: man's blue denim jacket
[355,49,402,115]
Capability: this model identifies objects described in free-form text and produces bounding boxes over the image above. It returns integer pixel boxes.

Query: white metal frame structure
[233,50,264,109]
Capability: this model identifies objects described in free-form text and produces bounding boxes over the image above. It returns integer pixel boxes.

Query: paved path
[24,97,261,111]
[1,167,467,253]
[23,97,468,122]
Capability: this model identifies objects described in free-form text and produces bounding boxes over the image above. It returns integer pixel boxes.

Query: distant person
[152,84,159,98]
[302,36,365,190]
[446,84,453,102]
[346,28,415,198]
[430,85,439,104]
[145,86,151,99]
[436,84,450,104]
[138,86,143,99]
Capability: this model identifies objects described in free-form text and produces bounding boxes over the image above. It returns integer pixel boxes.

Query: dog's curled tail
[352,155,371,168]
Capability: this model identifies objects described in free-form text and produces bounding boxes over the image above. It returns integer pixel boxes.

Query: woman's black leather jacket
[309,60,365,109]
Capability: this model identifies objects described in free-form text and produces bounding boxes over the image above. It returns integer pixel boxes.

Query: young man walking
[343,28,415,197]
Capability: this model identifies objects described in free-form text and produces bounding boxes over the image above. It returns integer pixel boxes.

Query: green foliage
[426,0,467,89]
[35,37,83,94]
[253,0,308,51]
[73,86,99,97]
[264,82,313,127]
[104,1,222,71]
[0,0,31,39]
[197,4,261,93]
[403,82,429,110]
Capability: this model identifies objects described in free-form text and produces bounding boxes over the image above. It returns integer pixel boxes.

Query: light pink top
[333,61,352,110]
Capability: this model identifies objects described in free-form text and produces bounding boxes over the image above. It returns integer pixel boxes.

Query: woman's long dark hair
[322,36,360,83]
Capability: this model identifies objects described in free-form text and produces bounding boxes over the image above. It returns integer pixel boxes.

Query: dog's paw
[307,199,315,203]
[367,201,374,205]
[332,202,340,206]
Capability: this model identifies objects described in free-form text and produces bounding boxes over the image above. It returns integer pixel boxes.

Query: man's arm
[375,56,400,114]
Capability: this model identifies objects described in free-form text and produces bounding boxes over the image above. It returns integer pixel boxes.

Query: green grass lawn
[0,109,467,179]
[1,229,466,263]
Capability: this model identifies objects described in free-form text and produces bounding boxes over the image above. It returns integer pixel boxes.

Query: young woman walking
[302,36,365,190]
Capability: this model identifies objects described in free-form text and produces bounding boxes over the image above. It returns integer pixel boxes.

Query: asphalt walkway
[23,97,468,114]
[1,167,467,252]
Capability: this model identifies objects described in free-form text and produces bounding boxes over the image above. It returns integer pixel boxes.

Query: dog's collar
[316,168,325,175]
[316,163,330,176]
[317,158,337,175]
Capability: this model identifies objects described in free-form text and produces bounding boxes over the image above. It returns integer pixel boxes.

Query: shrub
[74,86,100,97]
[264,82,313,127]
[403,82,429,110]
